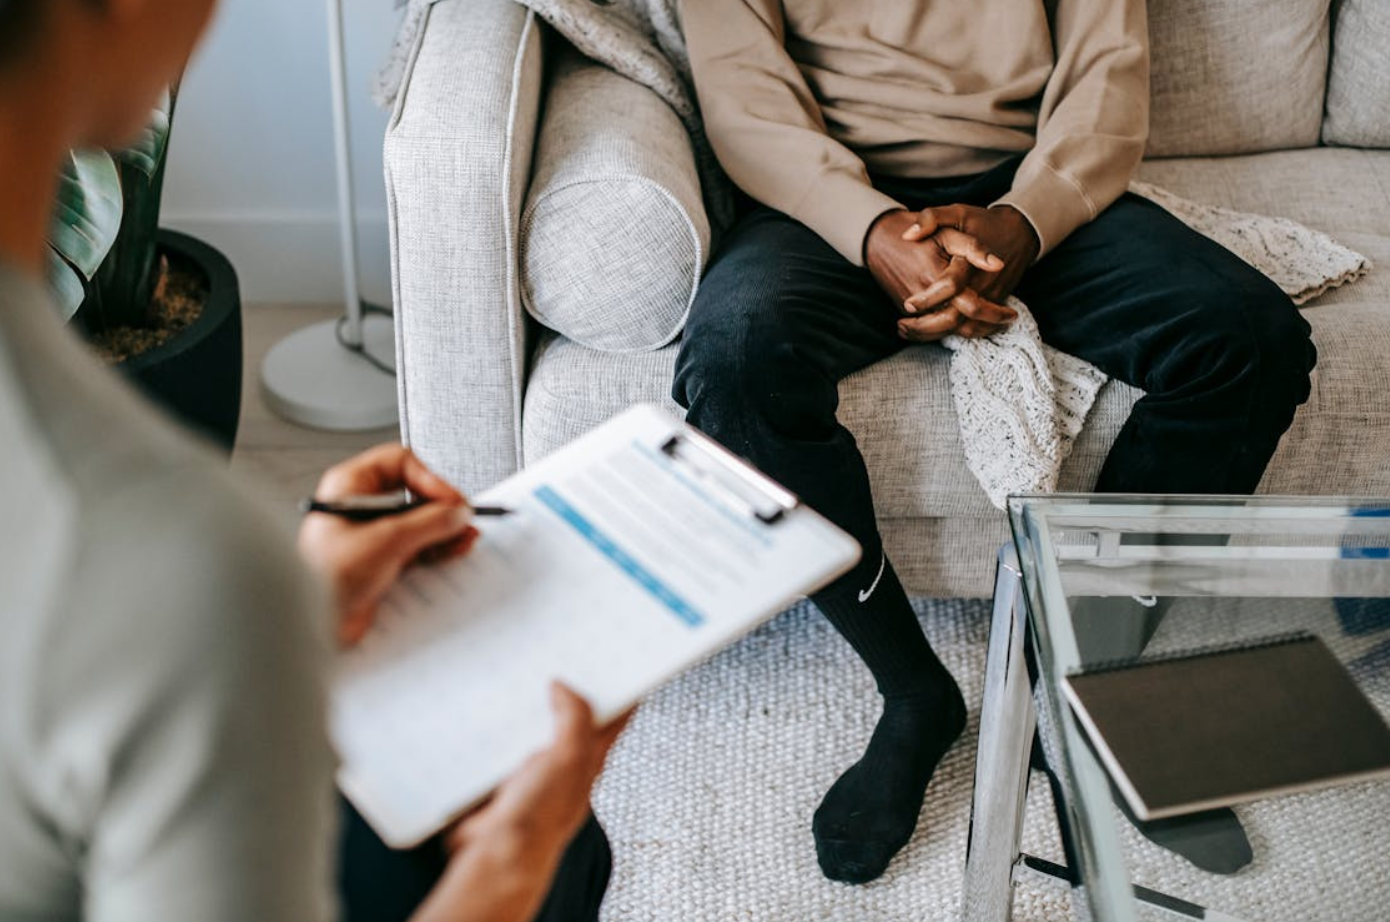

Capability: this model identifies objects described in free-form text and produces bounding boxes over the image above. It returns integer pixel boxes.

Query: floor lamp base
[260,315,399,431]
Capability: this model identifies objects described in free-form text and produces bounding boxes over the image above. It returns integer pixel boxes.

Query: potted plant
[46,87,243,453]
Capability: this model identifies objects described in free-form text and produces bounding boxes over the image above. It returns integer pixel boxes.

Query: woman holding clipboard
[0,2,624,920]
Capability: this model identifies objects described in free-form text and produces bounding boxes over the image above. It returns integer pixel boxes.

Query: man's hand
[298,444,479,646]
[865,209,1017,342]
[411,685,634,922]
[900,204,1040,312]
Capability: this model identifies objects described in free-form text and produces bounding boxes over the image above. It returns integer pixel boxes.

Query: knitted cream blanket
[958,182,1368,507]
[381,0,1371,508]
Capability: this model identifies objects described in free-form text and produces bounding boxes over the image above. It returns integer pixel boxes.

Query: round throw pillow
[520,46,709,354]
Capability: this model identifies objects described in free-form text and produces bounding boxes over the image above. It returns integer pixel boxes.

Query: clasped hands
[865,203,1040,342]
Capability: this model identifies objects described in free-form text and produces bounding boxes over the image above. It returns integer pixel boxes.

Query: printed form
[331,405,860,847]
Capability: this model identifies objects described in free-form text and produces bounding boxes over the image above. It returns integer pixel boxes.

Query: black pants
[673,157,1317,598]
[338,798,612,922]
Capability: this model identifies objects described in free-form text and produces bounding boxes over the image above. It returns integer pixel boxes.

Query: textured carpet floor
[592,598,1072,921]
[592,598,1390,922]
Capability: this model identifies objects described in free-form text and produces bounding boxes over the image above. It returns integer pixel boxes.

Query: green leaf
[48,149,122,280]
[47,249,86,322]
[114,90,173,181]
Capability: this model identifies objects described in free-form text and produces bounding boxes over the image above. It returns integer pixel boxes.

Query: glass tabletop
[1008,494,1390,922]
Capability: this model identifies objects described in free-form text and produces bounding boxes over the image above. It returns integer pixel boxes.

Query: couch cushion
[519,45,708,354]
[1146,0,1331,157]
[1324,0,1390,148]
[526,297,1390,521]
[1136,149,1390,307]
[523,331,1141,521]
[527,149,1390,523]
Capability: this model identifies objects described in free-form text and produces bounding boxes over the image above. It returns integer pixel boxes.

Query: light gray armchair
[386,0,1390,598]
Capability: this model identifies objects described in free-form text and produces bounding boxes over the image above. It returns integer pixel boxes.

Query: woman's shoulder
[0,287,332,685]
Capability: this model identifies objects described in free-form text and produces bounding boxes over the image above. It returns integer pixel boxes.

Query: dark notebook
[1062,631,1390,821]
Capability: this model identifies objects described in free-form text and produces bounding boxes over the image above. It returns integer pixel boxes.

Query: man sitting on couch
[673,0,1317,884]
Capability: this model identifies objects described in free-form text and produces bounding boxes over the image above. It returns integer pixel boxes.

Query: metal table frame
[963,544,1233,922]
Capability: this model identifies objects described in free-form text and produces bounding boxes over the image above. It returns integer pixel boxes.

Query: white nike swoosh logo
[1132,595,1158,608]
[858,553,887,603]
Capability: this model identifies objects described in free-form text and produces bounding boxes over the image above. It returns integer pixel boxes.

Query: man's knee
[1235,284,1315,403]
[673,213,870,439]
[1260,291,1317,400]
[674,311,835,438]
[674,259,838,432]
[1166,280,1315,412]
[671,291,763,412]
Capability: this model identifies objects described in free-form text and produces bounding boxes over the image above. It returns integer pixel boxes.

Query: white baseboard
[161,212,393,307]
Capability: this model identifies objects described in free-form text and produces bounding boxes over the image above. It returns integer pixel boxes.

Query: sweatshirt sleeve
[679,0,904,266]
[55,477,338,922]
[994,0,1150,258]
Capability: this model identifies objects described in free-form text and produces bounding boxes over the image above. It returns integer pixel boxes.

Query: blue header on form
[534,486,706,628]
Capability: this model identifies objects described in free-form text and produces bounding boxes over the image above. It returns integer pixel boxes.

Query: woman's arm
[299,447,631,922]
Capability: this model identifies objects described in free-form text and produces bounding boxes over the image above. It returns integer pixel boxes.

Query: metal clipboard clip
[659,431,800,526]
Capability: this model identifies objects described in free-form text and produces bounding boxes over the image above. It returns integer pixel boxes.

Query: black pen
[301,494,513,523]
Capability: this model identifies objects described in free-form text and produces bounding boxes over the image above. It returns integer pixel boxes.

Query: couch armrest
[385,0,542,494]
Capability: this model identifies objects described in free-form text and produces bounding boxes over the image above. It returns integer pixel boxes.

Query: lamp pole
[328,0,367,350]
[258,0,398,431]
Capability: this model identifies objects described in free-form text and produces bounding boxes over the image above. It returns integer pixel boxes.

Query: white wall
[162,0,402,305]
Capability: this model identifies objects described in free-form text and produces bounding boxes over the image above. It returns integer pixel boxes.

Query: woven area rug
[592,598,1390,922]
[592,598,1072,921]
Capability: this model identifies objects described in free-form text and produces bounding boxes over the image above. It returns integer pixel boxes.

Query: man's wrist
[863,208,911,265]
[988,204,1041,262]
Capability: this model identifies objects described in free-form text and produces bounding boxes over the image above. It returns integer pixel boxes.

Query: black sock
[809,554,967,884]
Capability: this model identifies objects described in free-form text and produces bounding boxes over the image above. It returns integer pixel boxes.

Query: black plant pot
[119,229,243,454]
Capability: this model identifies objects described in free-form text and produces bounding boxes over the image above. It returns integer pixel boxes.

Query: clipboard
[330,404,862,847]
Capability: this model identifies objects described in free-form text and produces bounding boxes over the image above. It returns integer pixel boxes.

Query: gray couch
[385,0,1390,598]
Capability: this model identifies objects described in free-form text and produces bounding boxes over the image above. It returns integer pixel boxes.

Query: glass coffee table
[963,495,1390,922]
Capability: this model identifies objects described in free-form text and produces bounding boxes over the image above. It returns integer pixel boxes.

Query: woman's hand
[298,444,480,646]
[448,684,632,860]
[411,685,634,922]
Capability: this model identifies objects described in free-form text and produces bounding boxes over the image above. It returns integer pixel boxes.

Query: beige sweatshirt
[680,0,1150,264]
